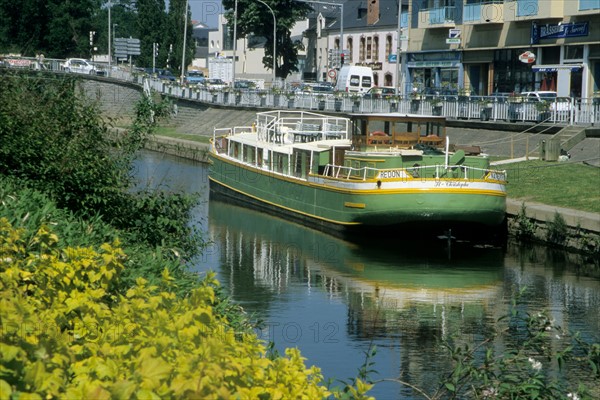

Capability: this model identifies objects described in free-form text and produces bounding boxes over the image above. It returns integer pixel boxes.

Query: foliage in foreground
[0,218,333,399]
[372,288,600,400]
[0,72,202,262]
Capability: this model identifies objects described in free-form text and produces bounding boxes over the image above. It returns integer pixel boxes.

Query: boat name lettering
[435,181,470,188]
[379,170,405,179]
[488,172,505,181]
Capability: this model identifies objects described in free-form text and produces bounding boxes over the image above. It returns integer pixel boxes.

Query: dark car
[145,68,176,82]
[363,86,397,99]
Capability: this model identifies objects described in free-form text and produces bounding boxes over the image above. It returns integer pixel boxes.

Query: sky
[189,0,223,28]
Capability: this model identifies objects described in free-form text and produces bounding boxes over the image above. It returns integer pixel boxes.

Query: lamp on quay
[255,0,277,85]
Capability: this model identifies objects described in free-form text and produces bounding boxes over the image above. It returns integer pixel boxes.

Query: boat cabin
[350,113,447,150]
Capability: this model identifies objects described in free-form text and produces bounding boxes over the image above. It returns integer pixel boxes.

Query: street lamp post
[180,0,190,84]
[232,0,238,86]
[108,0,111,74]
[255,0,276,85]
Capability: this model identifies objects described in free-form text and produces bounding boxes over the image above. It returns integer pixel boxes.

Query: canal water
[133,150,600,399]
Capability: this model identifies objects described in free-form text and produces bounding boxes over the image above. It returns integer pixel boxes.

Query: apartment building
[203,0,599,96]
[404,0,600,97]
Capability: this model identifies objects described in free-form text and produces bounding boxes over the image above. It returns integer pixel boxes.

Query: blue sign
[388,54,397,63]
[532,22,589,44]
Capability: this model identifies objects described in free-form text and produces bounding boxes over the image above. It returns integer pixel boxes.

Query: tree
[222,0,312,79]
[135,0,167,68]
[165,0,194,75]
[0,0,100,58]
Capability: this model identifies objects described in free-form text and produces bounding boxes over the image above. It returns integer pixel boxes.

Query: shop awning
[532,64,583,72]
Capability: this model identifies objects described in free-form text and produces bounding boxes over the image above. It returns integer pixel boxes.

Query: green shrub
[0,219,331,399]
[547,211,568,246]
[0,72,201,262]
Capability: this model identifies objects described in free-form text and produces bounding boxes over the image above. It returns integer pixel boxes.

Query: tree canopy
[222,0,313,79]
[0,0,193,74]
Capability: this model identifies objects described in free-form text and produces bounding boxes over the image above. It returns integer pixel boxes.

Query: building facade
[200,0,599,96]
[404,0,600,97]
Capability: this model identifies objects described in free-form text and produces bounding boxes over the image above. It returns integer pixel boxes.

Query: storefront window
[493,49,535,93]
[564,45,584,61]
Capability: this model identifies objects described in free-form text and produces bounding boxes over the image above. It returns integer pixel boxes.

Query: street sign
[449,29,461,39]
[388,54,397,63]
[446,38,461,44]
[127,38,141,56]
[114,37,140,57]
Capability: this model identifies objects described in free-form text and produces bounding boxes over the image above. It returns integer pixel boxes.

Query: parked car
[205,78,228,90]
[61,58,97,75]
[508,91,574,122]
[234,79,255,89]
[143,68,176,81]
[185,70,205,85]
[362,86,397,99]
[157,69,176,82]
[298,83,334,99]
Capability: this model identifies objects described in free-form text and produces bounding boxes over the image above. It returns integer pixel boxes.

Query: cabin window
[257,148,263,167]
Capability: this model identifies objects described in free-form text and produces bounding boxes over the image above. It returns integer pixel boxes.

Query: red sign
[518,51,536,64]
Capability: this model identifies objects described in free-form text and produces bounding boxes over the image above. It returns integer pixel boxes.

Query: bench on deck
[392,133,419,148]
[368,131,392,145]
[323,123,345,140]
[419,135,444,147]
[291,122,322,142]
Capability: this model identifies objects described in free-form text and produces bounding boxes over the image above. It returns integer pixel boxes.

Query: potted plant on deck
[428,97,443,116]
[388,94,401,112]
[350,93,361,112]
[285,91,296,108]
[316,93,326,110]
[535,100,551,122]
[478,98,493,121]
[334,91,344,111]
[410,88,421,112]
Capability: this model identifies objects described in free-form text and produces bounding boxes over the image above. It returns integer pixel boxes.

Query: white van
[334,66,374,94]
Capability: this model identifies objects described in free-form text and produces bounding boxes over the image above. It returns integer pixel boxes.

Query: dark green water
[134,150,600,399]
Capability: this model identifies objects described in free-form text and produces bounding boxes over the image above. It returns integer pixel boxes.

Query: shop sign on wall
[531,22,589,44]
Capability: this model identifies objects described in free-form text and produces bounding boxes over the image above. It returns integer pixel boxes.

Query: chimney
[367,0,380,25]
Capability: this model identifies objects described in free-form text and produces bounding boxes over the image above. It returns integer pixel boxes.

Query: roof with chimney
[326,0,406,31]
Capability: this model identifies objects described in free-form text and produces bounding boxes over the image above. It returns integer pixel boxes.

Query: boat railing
[322,163,506,181]
[255,110,351,143]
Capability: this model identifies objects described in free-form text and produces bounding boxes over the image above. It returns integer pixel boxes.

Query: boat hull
[209,153,507,236]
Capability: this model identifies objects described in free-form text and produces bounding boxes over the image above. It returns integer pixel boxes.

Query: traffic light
[340,52,344,66]
[154,43,159,57]
[89,31,95,46]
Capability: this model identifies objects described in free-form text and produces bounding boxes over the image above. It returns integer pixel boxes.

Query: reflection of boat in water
[208,199,504,312]
[208,110,507,239]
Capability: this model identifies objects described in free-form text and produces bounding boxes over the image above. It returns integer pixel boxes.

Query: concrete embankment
[144,134,599,255]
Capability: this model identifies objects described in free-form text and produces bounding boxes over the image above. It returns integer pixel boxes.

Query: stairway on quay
[167,106,257,137]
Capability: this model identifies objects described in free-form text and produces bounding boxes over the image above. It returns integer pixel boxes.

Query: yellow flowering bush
[0,218,331,399]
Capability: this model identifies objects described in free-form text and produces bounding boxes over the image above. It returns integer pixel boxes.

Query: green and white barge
[209,110,507,235]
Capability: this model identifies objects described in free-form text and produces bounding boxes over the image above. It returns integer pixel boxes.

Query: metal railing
[2,56,599,126]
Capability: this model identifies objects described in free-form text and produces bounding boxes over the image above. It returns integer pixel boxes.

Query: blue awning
[532,64,583,72]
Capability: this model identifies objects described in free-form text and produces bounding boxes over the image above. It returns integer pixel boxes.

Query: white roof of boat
[228,132,351,153]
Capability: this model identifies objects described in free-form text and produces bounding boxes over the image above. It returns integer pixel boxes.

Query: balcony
[579,0,600,10]
[504,0,562,21]
[418,6,456,29]
[463,1,504,24]
[565,0,600,15]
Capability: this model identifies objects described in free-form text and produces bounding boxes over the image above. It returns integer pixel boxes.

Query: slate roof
[326,0,406,31]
